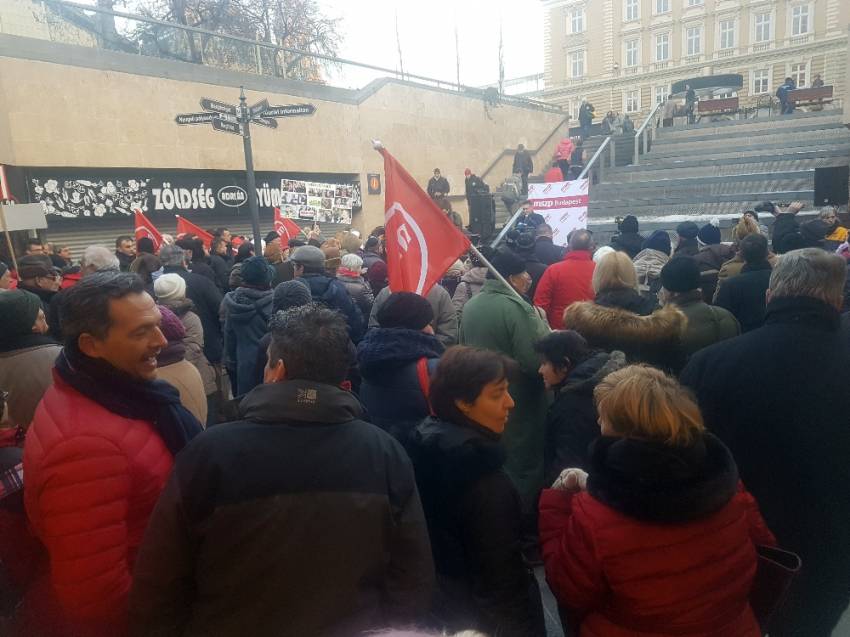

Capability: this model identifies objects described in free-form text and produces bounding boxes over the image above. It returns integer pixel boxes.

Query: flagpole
[467,244,528,304]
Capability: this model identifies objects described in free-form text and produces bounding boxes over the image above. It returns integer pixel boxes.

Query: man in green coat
[659,257,739,358]
[460,251,550,510]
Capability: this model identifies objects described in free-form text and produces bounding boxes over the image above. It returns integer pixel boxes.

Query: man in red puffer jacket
[534,229,596,329]
[24,272,202,636]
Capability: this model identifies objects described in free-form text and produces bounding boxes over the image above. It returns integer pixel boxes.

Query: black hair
[59,272,146,351]
[740,233,769,264]
[235,242,255,263]
[213,227,229,237]
[268,304,352,385]
[429,346,515,426]
[212,236,227,252]
[534,330,593,373]
[25,238,43,249]
[115,235,133,249]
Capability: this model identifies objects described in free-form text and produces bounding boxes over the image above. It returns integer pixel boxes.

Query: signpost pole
[239,87,262,249]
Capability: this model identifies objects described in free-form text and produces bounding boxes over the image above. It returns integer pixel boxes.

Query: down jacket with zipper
[451,266,487,317]
[540,434,776,637]
[222,287,274,396]
[23,373,173,635]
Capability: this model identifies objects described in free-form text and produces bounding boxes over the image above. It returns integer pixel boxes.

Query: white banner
[528,179,589,247]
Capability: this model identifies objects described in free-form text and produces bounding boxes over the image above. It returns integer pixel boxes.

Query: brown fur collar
[564,302,687,347]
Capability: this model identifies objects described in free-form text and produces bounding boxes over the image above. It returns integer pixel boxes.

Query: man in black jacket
[114,235,136,272]
[681,248,850,637]
[129,304,435,637]
[512,144,534,195]
[714,234,772,332]
[159,244,223,365]
[533,224,567,266]
[426,168,450,199]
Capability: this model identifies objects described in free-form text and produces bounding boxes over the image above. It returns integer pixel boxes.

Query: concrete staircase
[587,109,850,222]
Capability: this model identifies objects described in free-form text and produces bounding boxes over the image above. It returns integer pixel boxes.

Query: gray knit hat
[273,279,312,313]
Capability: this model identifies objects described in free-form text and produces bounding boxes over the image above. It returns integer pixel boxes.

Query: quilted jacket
[23,373,173,635]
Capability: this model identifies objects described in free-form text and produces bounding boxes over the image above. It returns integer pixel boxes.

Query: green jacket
[460,280,550,508]
[673,291,740,358]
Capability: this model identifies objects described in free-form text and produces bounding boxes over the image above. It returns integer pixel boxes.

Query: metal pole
[468,244,526,304]
[239,87,262,249]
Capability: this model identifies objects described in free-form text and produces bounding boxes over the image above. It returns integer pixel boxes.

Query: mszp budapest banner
[528,179,589,247]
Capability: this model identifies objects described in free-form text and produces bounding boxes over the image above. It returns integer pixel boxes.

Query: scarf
[55,349,202,456]
[0,333,58,355]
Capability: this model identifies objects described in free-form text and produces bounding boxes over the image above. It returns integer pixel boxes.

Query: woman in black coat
[408,346,545,637]
[536,331,626,485]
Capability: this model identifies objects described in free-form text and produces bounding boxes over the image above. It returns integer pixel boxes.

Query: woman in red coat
[540,365,776,637]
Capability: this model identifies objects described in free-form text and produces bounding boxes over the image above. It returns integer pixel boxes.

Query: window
[656,0,670,13]
[687,0,703,6]
[570,7,585,33]
[625,89,640,113]
[754,12,772,42]
[625,0,639,22]
[625,39,640,67]
[570,50,586,78]
[655,32,670,61]
[655,85,669,104]
[791,5,810,36]
[753,69,770,94]
[686,26,702,55]
[790,62,808,87]
[719,19,736,49]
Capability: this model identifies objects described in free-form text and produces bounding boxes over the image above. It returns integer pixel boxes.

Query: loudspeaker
[814,166,849,206]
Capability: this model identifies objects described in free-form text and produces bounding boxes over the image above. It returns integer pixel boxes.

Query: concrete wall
[0,35,566,232]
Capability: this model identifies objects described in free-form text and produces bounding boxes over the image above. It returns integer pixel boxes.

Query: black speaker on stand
[814,165,849,207]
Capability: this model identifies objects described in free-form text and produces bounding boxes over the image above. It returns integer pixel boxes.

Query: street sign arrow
[249,98,270,117]
[263,104,317,118]
[200,97,238,116]
[211,116,243,136]
[251,117,278,129]
[175,112,217,125]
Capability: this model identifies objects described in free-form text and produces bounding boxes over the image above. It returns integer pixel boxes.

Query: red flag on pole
[376,144,470,296]
[134,210,163,252]
[274,208,304,243]
[176,215,214,250]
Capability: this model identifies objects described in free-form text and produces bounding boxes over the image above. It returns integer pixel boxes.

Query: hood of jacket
[565,302,686,348]
[586,433,739,524]
[412,416,505,487]
[357,328,444,376]
[239,379,363,425]
[632,249,670,277]
[158,297,195,317]
[559,350,627,397]
[594,287,657,316]
[461,266,488,286]
[223,287,274,324]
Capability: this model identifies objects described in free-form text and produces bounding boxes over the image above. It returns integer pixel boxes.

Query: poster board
[528,179,589,247]
[0,203,48,232]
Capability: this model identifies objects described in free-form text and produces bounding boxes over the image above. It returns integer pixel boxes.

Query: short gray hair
[81,246,119,272]
[769,248,846,308]
[159,244,187,267]
[340,253,363,271]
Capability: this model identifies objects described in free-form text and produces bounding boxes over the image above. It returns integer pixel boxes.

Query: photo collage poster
[279,179,355,225]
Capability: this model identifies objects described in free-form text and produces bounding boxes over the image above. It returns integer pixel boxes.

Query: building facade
[541,0,850,121]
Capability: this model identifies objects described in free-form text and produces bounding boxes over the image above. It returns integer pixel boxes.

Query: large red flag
[377,146,470,296]
[274,208,304,243]
[176,215,214,249]
[134,210,162,252]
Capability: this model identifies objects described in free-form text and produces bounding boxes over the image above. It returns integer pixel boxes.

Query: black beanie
[643,230,671,255]
[676,221,699,240]
[0,289,42,348]
[377,292,434,330]
[619,215,639,233]
[660,256,701,293]
[698,223,722,245]
[491,250,527,278]
[265,231,281,244]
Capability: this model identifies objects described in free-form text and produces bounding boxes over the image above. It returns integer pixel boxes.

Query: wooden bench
[697,97,739,120]
[788,86,833,107]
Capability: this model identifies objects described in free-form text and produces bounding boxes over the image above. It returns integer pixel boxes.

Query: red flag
[377,146,470,296]
[176,215,214,250]
[274,207,304,242]
[134,210,162,252]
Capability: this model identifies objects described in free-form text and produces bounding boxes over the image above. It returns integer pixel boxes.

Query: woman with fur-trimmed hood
[564,299,687,374]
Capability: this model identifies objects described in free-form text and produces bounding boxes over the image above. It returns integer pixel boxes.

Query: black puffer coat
[408,417,546,637]
[543,350,627,485]
[594,288,658,317]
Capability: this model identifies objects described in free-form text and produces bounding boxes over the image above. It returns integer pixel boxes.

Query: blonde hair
[592,251,638,294]
[733,216,759,243]
[594,365,704,446]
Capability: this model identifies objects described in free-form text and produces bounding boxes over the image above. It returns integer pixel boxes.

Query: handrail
[636,100,664,138]
[633,100,664,166]
[578,136,611,180]
[478,115,570,183]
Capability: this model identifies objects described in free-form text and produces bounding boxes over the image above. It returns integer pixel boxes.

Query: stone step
[592,171,813,199]
[588,193,814,220]
[648,127,850,156]
[655,109,844,140]
[653,121,848,146]
[642,139,850,162]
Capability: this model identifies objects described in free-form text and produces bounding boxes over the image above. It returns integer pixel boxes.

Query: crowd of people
[0,198,848,637]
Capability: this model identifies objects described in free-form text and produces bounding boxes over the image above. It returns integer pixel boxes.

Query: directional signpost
[174,88,317,248]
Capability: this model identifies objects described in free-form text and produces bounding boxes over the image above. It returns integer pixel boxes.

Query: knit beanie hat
[273,279,312,313]
[593,246,616,264]
[153,273,187,302]
[0,290,42,346]
[660,257,701,293]
[490,249,527,278]
[642,230,672,256]
[376,292,434,331]
[619,215,639,234]
[241,255,275,288]
[698,222,722,245]
[676,221,699,240]
[157,304,186,343]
